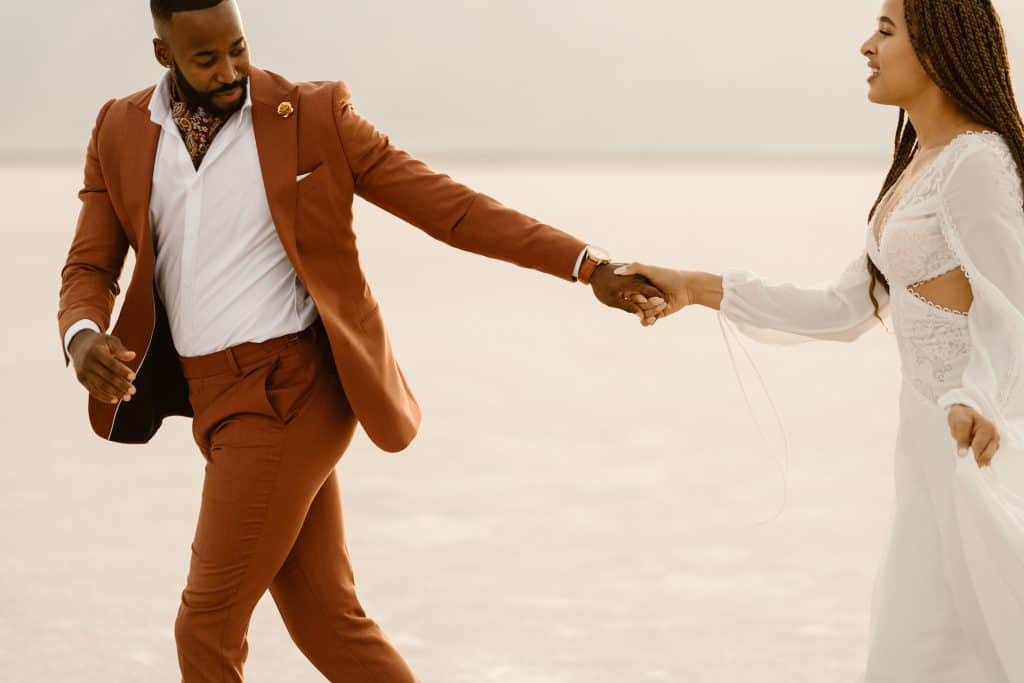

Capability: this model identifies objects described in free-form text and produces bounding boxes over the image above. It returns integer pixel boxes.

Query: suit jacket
[58,66,587,452]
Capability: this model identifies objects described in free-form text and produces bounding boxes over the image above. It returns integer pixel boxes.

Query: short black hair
[150,0,227,23]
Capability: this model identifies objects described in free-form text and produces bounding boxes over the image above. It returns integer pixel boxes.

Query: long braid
[867,109,918,317]
[866,0,1024,321]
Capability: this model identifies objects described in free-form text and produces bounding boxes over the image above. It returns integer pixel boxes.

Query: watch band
[578,257,600,285]
[577,246,611,285]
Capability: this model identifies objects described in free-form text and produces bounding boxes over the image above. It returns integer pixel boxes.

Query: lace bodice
[888,287,971,402]
[869,177,961,289]
[862,136,990,401]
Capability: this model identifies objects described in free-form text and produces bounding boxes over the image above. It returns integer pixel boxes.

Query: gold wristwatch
[577,246,611,285]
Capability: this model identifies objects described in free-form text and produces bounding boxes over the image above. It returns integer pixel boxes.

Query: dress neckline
[871,130,1000,254]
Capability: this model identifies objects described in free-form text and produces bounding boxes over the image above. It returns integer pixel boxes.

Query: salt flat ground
[1,160,902,682]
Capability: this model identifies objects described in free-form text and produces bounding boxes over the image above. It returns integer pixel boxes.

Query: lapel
[123,91,161,258]
[250,67,300,255]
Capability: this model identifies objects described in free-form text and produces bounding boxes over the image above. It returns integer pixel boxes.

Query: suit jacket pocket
[295,161,339,234]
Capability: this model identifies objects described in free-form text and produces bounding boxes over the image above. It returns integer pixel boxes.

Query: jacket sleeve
[331,82,587,282]
[719,252,889,345]
[57,98,130,366]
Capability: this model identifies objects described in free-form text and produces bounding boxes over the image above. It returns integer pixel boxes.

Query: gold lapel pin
[277,101,295,118]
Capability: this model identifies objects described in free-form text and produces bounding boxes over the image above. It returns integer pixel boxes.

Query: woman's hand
[614,263,696,325]
[948,403,1000,467]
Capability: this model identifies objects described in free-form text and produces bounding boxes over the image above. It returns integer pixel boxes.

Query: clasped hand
[588,262,670,324]
[612,262,694,326]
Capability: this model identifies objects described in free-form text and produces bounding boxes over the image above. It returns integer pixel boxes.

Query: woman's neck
[904,88,990,152]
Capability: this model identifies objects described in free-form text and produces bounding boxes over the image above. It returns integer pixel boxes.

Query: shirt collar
[147,71,253,125]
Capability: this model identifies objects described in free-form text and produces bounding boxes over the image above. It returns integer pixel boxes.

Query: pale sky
[2,0,1023,160]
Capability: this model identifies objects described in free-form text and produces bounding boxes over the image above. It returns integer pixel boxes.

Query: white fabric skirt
[864,380,1024,682]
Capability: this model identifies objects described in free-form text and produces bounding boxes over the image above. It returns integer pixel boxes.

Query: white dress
[720,131,1024,682]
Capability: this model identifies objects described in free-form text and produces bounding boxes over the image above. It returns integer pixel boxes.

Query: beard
[171,63,248,118]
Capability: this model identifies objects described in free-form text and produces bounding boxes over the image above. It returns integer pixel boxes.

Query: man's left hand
[589,262,667,325]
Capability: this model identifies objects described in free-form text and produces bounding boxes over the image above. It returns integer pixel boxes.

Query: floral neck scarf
[168,78,228,169]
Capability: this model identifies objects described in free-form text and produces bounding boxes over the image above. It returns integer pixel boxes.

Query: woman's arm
[935,138,1024,453]
[617,253,888,344]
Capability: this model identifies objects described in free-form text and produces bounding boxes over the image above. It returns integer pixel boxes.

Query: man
[58,0,667,680]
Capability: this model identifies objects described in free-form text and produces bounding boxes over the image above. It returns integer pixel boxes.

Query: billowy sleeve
[935,138,1024,447]
[720,253,889,345]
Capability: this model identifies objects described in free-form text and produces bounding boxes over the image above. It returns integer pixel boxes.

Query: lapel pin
[277,101,294,118]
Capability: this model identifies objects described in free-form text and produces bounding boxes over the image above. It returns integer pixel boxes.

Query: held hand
[69,329,138,405]
[948,403,1000,467]
[614,263,694,324]
[589,262,668,325]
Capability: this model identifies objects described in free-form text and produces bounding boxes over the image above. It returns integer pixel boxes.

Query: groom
[57,0,666,680]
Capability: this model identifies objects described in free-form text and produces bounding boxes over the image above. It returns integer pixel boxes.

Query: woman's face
[860,0,935,107]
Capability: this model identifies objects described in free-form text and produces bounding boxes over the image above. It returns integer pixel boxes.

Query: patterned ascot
[168,77,229,169]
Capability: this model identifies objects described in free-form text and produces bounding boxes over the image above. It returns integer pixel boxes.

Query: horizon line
[0,148,892,168]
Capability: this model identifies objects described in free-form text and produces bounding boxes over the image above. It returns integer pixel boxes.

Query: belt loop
[226,347,242,376]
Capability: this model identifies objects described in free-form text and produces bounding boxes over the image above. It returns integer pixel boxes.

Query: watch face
[588,246,611,263]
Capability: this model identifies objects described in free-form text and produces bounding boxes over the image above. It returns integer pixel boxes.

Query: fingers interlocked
[625,293,667,326]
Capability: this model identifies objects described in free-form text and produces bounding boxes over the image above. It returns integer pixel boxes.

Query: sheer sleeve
[935,136,1024,447]
[719,253,889,345]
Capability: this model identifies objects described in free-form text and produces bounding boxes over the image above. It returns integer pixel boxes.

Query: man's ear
[153,38,172,69]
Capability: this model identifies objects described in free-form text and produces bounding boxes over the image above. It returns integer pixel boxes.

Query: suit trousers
[175,319,416,682]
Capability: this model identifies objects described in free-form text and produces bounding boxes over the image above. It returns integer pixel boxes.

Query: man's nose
[217,62,239,86]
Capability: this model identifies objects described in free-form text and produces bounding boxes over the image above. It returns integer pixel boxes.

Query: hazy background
[2,0,1022,161]
[4,1,1024,682]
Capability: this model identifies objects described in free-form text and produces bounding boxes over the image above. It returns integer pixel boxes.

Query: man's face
[153,0,251,117]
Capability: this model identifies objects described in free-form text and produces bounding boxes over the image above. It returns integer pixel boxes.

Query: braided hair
[866,0,1024,321]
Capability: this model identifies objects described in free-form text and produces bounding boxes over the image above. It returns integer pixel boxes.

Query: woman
[617,0,1024,680]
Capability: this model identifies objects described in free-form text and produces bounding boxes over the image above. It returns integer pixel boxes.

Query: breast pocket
[295,161,348,252]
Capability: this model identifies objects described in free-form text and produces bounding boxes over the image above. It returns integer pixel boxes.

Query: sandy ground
[1,160,904,682]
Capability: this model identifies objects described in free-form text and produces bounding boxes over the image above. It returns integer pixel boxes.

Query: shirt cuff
[717,270,756,321]
[572,247,588,281]
[64,319,101,358]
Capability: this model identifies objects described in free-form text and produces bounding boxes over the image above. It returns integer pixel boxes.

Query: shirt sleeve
[934,138,1024,447]
[64,319,101,359]
[571,247,588,280]
[719,252,889,345]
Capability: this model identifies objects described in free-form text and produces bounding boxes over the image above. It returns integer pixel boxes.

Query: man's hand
[69,330,138,405]
[948,403,1000,467]
[589,262,667,325]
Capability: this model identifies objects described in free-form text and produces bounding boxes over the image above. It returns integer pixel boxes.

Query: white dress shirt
[65,74,590,358]
[66,74,318,357]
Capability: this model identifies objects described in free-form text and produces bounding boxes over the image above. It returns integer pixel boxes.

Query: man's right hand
[69,330,138,405]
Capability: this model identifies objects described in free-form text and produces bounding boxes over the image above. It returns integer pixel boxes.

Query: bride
[617,0,1024,680]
